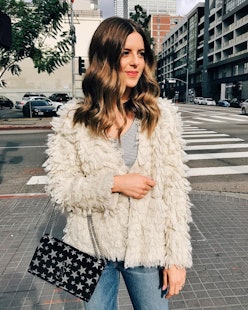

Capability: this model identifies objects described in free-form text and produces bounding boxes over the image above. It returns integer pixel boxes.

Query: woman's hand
[162,265,186,299]
[112,173,156,199]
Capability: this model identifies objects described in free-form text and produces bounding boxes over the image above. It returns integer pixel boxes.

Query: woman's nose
[130,53,139,66]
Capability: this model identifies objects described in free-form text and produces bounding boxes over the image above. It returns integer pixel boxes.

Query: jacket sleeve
[43,105,116,215]
[158,98,193,268]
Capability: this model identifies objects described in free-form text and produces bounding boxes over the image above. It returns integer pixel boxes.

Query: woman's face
[120,31,145,98]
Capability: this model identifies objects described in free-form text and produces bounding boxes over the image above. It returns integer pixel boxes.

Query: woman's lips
[126,71,139,77]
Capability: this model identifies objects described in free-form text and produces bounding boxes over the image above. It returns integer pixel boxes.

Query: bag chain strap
[48,199,105,261]
[87,214,105,261]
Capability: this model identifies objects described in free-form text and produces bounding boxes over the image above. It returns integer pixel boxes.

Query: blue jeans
[84,261,169,310]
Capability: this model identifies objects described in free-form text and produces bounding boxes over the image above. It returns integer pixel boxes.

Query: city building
[114,0,128,18]
[151,14,183,55]
[128,0,176,16]
[157,0,248,102]
[113,0,181,55]
[2,0,103,103]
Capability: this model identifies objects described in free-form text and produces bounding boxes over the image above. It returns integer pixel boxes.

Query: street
[179,104,248,193]
[1,104,248,195]
[1,104,248,310]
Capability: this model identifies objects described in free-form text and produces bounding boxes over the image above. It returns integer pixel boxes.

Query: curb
[0,193,48,199]
[0,125,52,130]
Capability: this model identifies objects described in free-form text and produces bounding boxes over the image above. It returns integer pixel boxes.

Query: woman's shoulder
[158,97,178,113]
[50,99,80,134]
[157,97,180,122]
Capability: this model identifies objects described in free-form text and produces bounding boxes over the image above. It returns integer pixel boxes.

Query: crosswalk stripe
[194,117,224,122]
[185,143,248,151]
[183,130,217,134]
[186,138,243,144]
[187,151,248,160]
[27,176,48,185]
[183,134,228,138]
[183,120,201,124]
[188,165,248,177]
[211,115,247,122]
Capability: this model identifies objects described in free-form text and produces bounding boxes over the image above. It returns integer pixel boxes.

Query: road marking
[185,143,248,151]
[27,176,48,185]
[186,138,243,144]
[188,165,248,177]
[183,133,228,138]
[187,151,248,160]
[183,120,201,124]
[211,115,247,122]
[194,117,224,123]
[0,145,46,149]
[183,130,217,134]
[183,114,248,125]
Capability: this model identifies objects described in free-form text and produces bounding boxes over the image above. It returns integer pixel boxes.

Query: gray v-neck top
[111,119,139,169]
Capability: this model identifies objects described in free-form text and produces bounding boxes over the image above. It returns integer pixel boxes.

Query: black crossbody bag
[28,201,106,302]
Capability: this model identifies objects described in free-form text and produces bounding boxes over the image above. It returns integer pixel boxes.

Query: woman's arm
[44,120,115,214]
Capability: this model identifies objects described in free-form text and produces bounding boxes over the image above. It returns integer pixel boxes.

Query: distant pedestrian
[45,16,192,310]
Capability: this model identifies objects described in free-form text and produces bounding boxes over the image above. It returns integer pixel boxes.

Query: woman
[45,17,192,310]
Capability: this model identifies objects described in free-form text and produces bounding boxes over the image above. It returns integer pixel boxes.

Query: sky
[99,0,205,18]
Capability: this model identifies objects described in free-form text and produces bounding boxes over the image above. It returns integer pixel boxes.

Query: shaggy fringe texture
[44,98,193,269]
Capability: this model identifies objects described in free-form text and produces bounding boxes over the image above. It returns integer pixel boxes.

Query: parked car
[202,98,216,106]
[16,92,46,110]
[23,96,63,111]
[217,100,230,107]
[23,100,57,118]
[49,93,71,103]
[240,100,248,115]
[194,97,204,104]
[230,98,244,108]
[0,95,14,109]
[15,92,46,110]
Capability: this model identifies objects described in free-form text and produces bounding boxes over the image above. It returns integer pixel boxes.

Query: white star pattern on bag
[28,234,106,302]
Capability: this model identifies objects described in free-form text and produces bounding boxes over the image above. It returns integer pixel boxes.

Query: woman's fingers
[163,266,186,299]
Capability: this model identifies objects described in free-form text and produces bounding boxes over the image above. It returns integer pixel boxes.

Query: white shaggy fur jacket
[44,98,192,269]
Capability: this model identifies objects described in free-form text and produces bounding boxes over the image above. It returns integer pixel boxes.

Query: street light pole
[186,68,189,103]
[166,77,188,103]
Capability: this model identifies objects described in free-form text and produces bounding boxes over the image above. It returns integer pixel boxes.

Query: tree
[0,0,72,86]
[130,5,155,51]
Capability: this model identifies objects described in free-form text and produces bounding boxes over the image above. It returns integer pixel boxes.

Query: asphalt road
[180,104,248,193]
[1,104,248,195]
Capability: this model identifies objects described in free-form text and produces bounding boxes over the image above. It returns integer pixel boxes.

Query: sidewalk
[0,191,248,309]
[0,117,52,130]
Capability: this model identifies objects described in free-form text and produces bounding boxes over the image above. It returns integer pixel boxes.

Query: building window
[233,64,238,75]
[244,62,248,74]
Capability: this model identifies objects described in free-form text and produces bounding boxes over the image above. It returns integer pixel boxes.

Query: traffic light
[0,11,12,49]
[78,57,85,75]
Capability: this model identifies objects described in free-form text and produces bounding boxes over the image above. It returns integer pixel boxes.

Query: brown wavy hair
[73,16,160,138]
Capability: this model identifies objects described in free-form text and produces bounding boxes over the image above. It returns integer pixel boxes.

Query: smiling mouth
[126,71,138,77]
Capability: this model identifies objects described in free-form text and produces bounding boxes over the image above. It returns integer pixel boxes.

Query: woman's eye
[139,51,145,58]
[122,50,129,56]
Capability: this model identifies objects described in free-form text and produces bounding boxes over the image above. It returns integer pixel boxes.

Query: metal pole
[29,101,32,118]
[186,68,189,103]
[70,1,76,98]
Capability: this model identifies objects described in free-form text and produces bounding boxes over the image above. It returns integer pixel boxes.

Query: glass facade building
[128,0,176,15]
[114,0,176,18]
[157,0,248,102]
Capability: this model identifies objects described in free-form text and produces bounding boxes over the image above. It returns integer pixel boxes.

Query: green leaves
[0,0,71,83]
[130,5,155,51]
